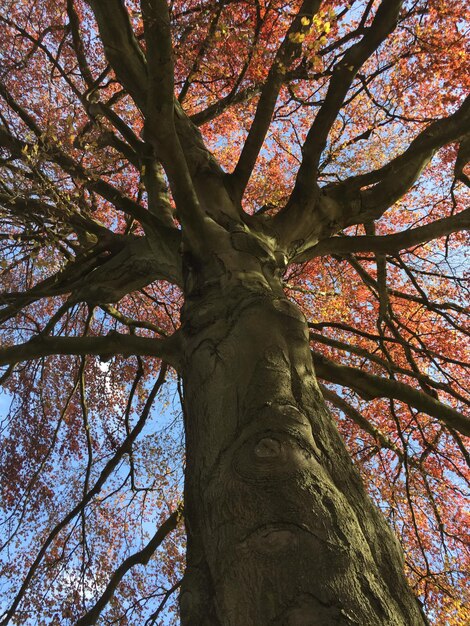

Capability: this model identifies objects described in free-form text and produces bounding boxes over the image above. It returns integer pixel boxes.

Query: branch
[0,366,168,626]
[141,0,200,229]
[85,0,147,110]
[320,384,413,464]
[310,331,468,404]
[100,304,168,336]
[86,0,231,230]
[141,0,236,248]
[276,95,470,262]
[145,580,181,626]
[142,157,175,227]
[0,192,112,240]
[454,133,470,187]
[178,2,224,103]
[0,121,182,282]
[0,332,182,370]
[190,84,260,126]
[54,0,173,227]
[311,350,470,437]
[67,0,94,88]
[230,0,322,201]
[0,231,182,325]
[331,95,470,224]
[293,207,470,262]
[75,508,181,626]
[277,0,403,224]
[0,124,150,229]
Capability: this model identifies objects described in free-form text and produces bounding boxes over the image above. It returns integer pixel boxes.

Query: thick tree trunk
[178,232,427,625]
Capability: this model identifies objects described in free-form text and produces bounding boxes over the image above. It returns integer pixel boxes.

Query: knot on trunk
[233,431,314,482]
[244,524,298,555]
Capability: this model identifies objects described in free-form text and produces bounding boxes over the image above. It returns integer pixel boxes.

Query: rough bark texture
[179,231,427,626]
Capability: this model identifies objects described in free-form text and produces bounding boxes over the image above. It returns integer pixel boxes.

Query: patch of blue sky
[0,367,183,625]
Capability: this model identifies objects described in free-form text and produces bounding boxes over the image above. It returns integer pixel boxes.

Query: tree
[0,0,468,623]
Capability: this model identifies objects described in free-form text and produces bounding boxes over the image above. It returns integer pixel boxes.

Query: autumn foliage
[0,0,469,624]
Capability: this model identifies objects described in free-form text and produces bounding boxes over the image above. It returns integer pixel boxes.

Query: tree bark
[179,231,427,625]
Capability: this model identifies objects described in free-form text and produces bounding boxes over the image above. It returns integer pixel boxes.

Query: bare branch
[190,84,260,126]
[67,0,95,88]
[178,3,224,103]
[100,304,168,336]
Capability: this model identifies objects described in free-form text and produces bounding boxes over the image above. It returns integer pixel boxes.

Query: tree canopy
[0,0,469,624]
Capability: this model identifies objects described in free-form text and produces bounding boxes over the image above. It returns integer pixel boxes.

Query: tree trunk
[178,230,427,626]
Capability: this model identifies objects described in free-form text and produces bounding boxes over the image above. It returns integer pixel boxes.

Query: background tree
[0,0,468,624]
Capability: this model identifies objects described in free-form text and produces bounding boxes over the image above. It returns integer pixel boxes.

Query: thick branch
[142,0,235,248]
[276,94,470,260]
[336,97,470,223]
[310,331,468,404]
[86,0,147,110]
[293,207,470,262]
[0,332,182,370]
[86,0,235,231]
[311,350,470,436]
[0,230,182,324]
[142,0,210,240]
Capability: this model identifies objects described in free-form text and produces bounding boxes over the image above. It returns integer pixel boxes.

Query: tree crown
[0,0,469,623]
